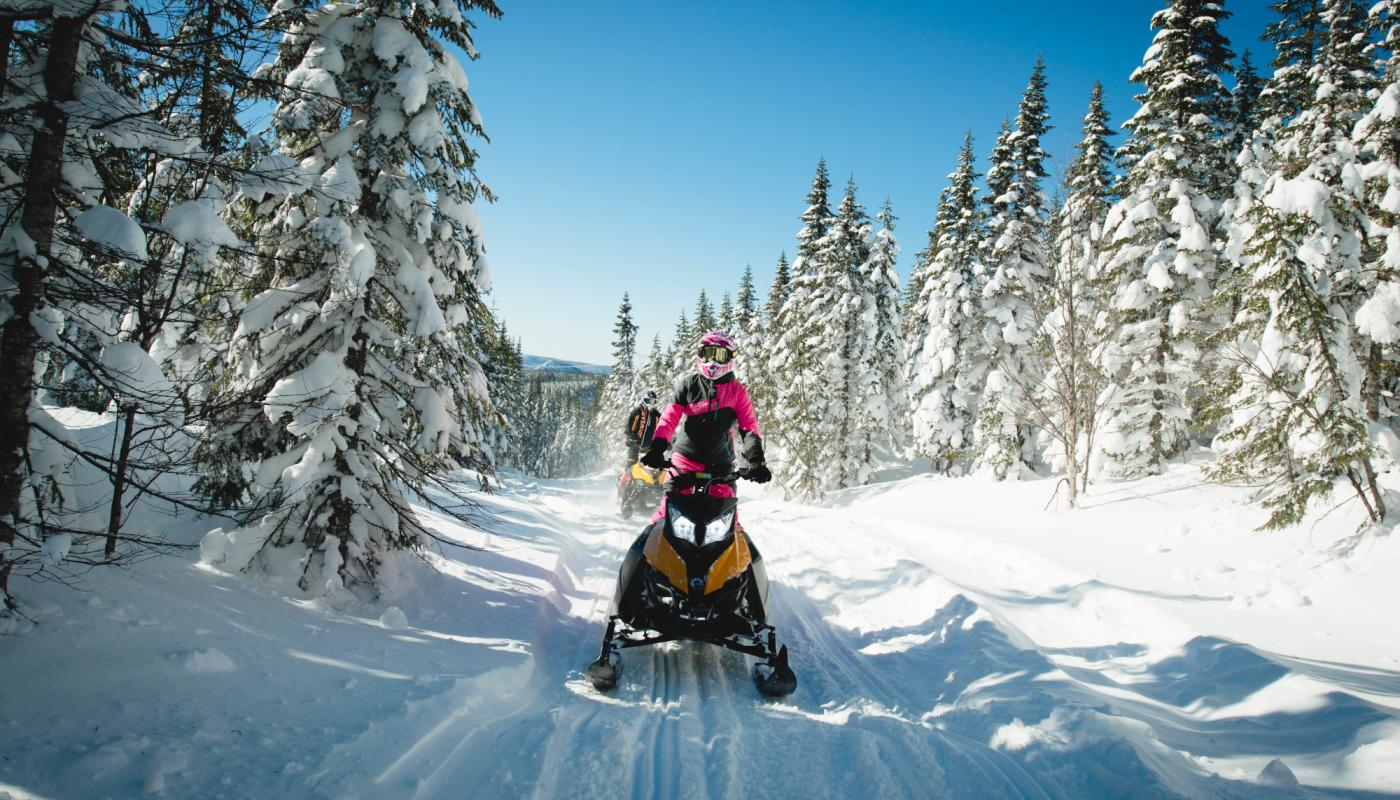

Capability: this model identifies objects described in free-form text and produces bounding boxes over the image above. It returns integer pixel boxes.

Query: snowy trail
[5,468,1400,798]
[420,472,1400,799]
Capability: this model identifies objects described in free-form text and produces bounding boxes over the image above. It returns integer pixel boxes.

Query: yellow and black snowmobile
[616,460,669,519]
[586,469,797,697]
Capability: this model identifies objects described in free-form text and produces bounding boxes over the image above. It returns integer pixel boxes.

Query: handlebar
[662,463,752,493]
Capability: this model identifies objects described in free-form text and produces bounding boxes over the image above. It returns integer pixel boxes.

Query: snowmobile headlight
[668,505,698,544]
[704,510,735,544]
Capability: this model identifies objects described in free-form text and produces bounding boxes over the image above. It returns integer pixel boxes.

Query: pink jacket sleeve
[731,381,760,435]
[652,400,684,443]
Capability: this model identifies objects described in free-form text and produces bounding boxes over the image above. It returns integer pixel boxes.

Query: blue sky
[467,1,1274,366]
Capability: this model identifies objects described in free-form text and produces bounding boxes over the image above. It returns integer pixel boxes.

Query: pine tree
[852,199,906,476]
[0,6,109,603]
[974,58,1052,479]
[1353,0,1400,425]
[747,253,789,415]
[1039,82,1115,503]
[734,265,760,342]
[668,310,693,385]
[903,183,949,345]
[793,159,833,280]
[1211,0,1386,528]
[206,0,503,595]
[822,177,875,487]
[693,288,716,334]
[1260,0,1327,124]
[1223,50,1266,170]
[638,334,668,398]
[718,292,734,335]
[769,172,856,498]
[1098,0,1235,477]
[908,133,987,474]
[597,293,638,463]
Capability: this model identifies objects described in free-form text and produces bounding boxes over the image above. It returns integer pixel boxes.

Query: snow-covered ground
[3,458,1400,799]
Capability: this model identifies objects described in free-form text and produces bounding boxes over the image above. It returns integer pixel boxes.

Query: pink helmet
[695,330,737,380]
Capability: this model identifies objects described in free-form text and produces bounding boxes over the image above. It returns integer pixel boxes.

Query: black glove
[746,462,772,483]
[640,439,669,469]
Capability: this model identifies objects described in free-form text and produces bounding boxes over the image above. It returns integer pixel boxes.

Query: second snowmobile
[616,460,669,519]
[585,469,797,697]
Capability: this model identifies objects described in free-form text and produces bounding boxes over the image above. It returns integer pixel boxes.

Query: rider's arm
[650,383,686,445]
[730,382,766,464]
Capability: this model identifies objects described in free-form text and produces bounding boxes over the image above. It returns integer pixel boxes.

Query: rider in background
[624,390,660,469]
[640,330,771,517]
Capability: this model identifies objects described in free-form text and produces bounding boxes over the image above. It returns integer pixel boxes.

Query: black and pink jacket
[652,373,765,471]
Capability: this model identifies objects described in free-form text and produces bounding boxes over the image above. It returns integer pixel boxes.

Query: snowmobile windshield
[665,491,737,525]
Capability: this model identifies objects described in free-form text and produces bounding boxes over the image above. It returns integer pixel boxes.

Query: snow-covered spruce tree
[0,1,237,605]
[907,132,987,474]
[793,159,833,280]
[902,182,948,346]
[596,293,637,462]
[766,252,791,320]
[637,333,668,398]
[1210,0,1387,529]
[693,288,716,334]
[718,292,734,335]
[769,174,856,499]
[1222,50,1266,174]
[482,319,525,469]
[747,252,789,415]
[1353,0,1400,425]
[820,176,875,488]
[517,373,551,476]
[0,2,108,605]
[974,58,1051,479]
[768,175,884,494]
[546,382,603,478]
[1260,0,1327,125]
[850,199,906,477]
[667,309,693,386]
[1035,82,1115,504]
[205,0,503,595]
[734,264,760,343]
[1097,0,1234,477]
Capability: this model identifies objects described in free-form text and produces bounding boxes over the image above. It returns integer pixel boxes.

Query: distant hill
[522,355,611,375]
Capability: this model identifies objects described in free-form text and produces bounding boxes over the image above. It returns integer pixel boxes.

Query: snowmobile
[616,460,669,519]
[585,468,797,698]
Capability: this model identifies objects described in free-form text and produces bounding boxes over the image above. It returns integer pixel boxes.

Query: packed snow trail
[3,465,1400,798]
[312,471,1399,799]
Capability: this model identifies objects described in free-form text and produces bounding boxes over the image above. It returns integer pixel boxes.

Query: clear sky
[467,1,1275,366]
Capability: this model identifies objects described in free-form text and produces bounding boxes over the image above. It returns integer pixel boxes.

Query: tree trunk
[105,406,138,558]
[0,18,14,98]
[0,11,89,594]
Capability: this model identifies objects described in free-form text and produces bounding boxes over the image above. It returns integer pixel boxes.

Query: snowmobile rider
[640,330,771,514]
[624,390,661,468]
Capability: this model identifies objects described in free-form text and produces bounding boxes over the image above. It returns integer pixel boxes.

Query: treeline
[599,0,1400,530]
[0,0,506,611]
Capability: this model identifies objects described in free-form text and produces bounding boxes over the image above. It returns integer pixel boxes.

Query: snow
[74,205,148,260]
[160,200,241,258]
[99,342,181,422]
[1357,281,1400,344]
[1263,176,1331,222]
[3,459,1400,797]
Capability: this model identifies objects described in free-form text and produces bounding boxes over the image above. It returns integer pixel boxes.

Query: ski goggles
[697,345,735,364]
